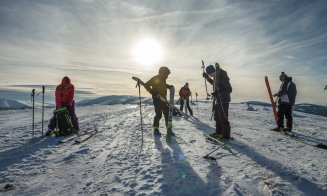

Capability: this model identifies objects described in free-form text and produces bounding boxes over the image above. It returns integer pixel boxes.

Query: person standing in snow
[273,72,297,132]
[144,66,174,136]
[46,76,79,135]
[179,82,193,116]
[203,63,232,140]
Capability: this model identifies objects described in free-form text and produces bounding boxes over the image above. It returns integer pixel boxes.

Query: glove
[211,91,219,97]
[167,85,174,89]
[202,72,207,78]
[273,93,277,97]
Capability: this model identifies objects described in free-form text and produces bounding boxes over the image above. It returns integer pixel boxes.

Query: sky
[0,0,326,105]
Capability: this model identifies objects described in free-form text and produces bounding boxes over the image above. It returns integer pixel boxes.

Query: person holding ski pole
[202,63,232,140]
[272,72,297,132]
[144,66,174,136]
[46,76,79,136]
[179,82,193,116]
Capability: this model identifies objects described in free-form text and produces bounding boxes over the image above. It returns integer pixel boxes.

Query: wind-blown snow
[0,99,327,195]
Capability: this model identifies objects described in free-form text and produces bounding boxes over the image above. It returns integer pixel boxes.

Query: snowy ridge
[76,95,152,106]
[0,98,31,110]
[0,102,326,195]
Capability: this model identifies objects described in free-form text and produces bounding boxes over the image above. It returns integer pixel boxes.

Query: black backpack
[54,108,75,136]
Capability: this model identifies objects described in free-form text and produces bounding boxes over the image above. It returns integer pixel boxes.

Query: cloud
[0,0,326,104]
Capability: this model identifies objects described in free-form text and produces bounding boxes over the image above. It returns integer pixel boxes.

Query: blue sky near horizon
[0,0,326,105]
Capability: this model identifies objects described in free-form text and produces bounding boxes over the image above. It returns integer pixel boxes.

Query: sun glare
[132,38,163,66]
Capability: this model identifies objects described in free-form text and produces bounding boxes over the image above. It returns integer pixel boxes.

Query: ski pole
[135,79,143,152]
[195,92,199,117]
[41,86,45,136]
[31,89,35,136]
[203,145,223,160]
[201,60,210,100]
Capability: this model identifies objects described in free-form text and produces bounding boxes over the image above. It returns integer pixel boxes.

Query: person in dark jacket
[179,82,193,116]
[144,66,173,136]
[273,72,297,132]
[203,63,232,140]
[46,76,79,135]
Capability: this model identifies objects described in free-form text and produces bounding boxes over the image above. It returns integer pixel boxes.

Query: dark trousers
[153,98,169,128]
[48,103,79,131]
[180,99,193,115]
[277,104,293,129]
[214,103,230,139]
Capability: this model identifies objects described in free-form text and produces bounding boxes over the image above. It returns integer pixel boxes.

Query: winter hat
[205,65,215,75]
[279,72,288,80]
[61,76,71,85]
[184,82,189,87]
[159,66,170,75]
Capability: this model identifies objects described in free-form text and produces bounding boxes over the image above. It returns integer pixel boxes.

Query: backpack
[54,107,75,136]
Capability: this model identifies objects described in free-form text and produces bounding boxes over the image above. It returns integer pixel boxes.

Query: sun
[132,38,163,66]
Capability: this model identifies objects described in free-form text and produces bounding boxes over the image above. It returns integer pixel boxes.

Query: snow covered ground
[0,99,327,195]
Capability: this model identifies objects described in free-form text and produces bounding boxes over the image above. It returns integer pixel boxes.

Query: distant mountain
[0,98,31,110]
[76,95,152,106]
[244,101,327,117]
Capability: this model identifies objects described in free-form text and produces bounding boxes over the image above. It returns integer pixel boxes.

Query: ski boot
[209,132,222,139]
[272,127,283,132]
[153,127,161,136]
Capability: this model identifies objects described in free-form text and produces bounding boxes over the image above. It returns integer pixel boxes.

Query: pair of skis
[58,127,99,144]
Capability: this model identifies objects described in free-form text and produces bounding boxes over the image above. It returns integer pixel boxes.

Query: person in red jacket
[179,82,193,116]
[47,76,79,134]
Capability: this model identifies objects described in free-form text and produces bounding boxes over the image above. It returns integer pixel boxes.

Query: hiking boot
[167,130,175,137]
[209,132,222,139]
[45,129,54,136]
[153,129,161,136]
[283,128,292,132]
[272,127,283,132]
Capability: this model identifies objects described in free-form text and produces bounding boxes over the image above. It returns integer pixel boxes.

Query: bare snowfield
[0,100,327,196]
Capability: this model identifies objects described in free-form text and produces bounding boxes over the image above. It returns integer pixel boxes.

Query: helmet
[205,65,215,75]
[159,66,170,75]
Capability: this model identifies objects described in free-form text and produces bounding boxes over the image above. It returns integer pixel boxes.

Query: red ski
[265,76,278,125]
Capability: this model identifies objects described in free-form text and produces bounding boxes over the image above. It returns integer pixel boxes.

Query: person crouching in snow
[273,72,297,132]
[144,66,174,136]
[179,82,193,116]
[46,76,79,136]
[202,63,232,140]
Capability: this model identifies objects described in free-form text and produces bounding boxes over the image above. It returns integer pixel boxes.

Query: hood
[61,76,71,85]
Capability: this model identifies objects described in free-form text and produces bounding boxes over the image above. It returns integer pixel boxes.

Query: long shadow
[154,136,222,196]
[230,140,327,195]
[0,136,59,179]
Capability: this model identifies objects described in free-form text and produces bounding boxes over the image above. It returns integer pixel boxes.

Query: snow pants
[277,104,293,130]
[153,98,169,128]
[180,99,193,116]
[214,103,230,139]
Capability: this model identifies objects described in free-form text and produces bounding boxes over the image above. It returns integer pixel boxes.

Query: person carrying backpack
[273,72,297,132]
[179,82,193,116]
[46,76,79,136]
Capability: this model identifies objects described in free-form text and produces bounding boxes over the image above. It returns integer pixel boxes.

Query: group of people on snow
[46,63,297,141]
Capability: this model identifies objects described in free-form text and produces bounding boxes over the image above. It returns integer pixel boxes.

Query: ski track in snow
[0,103,327,195]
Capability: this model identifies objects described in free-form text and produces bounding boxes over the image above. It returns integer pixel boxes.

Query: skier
[46,76,79,136]
[272,72,297,132]
[203,63,232,140]
[179,82,193,116]
[144,66,174,136]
